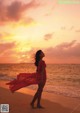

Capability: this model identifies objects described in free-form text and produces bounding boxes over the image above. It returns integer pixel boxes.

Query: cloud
[61,26,74,31]
[0,0,40,24]
[44,40,80,63]
[0,40,39,63]
[0,34,3,38]
[75,30,80,32]
[61,26,66,30]
[7,1,24,21]
[0,41,17,63]
[0,0,6,23]
[0,32,14,43]
[57,40,76,49]
[44,33,53,41]
[12,47,37,63]
[0,40,80,64]
[0,32,14,39]
[16,40,80,63]
[21,17,36,26]
[0,49,18,63]
[70,26,74,30]
[0,42,15,53]
[22,0,41,9]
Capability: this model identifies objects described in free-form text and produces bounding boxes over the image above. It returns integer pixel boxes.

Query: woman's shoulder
[39,60,46,65]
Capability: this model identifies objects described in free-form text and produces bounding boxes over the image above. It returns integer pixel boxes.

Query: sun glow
[15,42,32,53]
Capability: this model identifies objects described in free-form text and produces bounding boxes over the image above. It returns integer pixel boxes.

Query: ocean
[0,63,80,98]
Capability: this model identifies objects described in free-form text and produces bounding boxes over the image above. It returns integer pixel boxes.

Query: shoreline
[0,79,80,99]
[0,80,80,113]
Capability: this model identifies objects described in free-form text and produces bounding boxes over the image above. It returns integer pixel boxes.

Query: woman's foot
[30,102,34,109]
[37,105,44,109]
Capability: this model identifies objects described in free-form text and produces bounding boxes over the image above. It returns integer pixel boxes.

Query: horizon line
[0,62,80,65]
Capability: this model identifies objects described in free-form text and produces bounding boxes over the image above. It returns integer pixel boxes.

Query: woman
[6,50,46,108]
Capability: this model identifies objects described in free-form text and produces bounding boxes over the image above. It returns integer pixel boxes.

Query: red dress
[6,60,46,93]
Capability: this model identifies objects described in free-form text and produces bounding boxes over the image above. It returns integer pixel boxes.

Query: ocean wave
[28,85,80,98]
[0,74,15,80]
[44,85,80,98]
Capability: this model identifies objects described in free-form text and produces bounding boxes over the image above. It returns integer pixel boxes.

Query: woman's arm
[41,65,45,83]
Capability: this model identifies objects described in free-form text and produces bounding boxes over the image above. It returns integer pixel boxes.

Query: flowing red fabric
[6,60,46,93]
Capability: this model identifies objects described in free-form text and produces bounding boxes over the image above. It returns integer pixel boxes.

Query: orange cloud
[0,41,37,63]
[0,42,15,53]
[70,26,74,30]
[61,26,66,30]
[75,30,80,32]
[0,32,14,40]
[44,33,53,41]
[44,40,80,63]
[57,40,76,49]
[0,0,40,25]
[0,41,18,63]
[0,41,80,64]
[0,34,3,38]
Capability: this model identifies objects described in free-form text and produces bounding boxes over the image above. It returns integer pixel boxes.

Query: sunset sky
[0,0,80,64]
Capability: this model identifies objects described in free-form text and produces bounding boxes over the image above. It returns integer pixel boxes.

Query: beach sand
[0,80,80,113]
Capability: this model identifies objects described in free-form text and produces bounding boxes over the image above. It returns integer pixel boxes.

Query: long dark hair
[35,50,42,66]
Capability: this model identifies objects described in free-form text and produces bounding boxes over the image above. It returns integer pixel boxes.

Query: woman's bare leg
[30,85,40,108]
[37,83,45,108]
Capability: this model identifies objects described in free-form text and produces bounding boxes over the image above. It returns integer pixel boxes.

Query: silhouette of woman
[6,50,46,108]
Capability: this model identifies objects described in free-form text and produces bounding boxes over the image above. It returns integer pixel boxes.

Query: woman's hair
[34,50,42,66]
